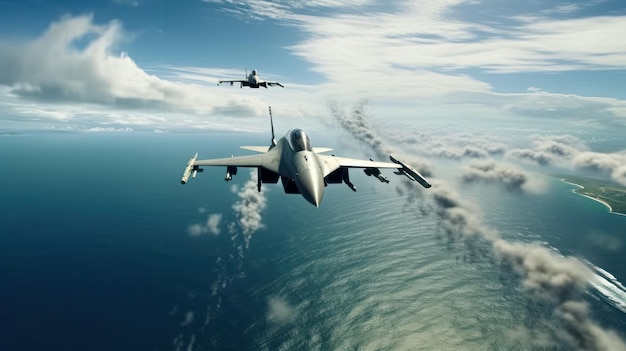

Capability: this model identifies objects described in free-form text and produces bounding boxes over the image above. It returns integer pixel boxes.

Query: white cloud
[85,126,133,132]
[188,213,224,236]
[2,3,626,133]
[266,296,297,325]
[205,214,223,235]
[263,1,626,76]
[572,151,626,186]
[0,14,327,131]
[198,0,626,131]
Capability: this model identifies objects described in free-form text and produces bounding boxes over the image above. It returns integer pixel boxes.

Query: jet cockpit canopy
[288,128,312,152]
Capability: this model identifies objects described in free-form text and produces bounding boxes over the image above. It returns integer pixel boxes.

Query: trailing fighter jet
[218,69,283,88]
[180,107,430,207]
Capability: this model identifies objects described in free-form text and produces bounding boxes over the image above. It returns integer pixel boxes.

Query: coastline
[560,179,626,217]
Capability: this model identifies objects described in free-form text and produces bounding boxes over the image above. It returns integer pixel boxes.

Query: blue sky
[0,0,625,133]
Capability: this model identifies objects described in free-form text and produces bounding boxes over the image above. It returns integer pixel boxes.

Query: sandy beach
[560,179,626,217]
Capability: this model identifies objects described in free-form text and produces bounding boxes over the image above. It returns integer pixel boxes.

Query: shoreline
[560,179,626,217]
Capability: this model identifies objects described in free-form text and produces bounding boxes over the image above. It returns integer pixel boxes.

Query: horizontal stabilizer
[240,146,269,153]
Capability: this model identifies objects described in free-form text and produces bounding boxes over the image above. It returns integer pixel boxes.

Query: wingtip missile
[181,152,198,184]
[390,155,431,189]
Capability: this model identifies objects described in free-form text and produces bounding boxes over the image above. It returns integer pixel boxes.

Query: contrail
[329,100,626,350]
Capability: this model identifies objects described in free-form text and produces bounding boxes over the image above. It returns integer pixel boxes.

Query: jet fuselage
[273,129,325,206]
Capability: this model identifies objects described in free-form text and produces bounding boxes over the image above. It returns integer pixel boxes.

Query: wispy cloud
[188,212,224,236]
[205,0,626,129]
[292,2,626,73]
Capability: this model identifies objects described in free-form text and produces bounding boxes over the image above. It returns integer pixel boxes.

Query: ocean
[0,132,624,350]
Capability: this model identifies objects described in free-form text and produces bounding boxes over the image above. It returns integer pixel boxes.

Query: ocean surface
[0,132,624,350]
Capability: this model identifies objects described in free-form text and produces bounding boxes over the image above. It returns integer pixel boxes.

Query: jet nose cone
[300,171,324,207]
[303,180,323,207]
[308,192,322,207]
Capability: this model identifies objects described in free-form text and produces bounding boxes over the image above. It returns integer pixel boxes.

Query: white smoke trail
[329,100,626,350]
[174,170,269,348]
[230,169,268,249]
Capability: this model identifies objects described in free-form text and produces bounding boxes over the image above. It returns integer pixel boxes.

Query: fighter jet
[181,107,430,207]
[218,69,283,88]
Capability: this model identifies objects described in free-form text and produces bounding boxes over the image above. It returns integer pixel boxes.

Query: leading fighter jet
[181,107,430,207]
[218,69,283,88]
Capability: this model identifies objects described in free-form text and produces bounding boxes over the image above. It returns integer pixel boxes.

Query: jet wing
[181,152,281,184]
[317,155,399,173]
[317,154,431,189]
[240,146,330,153]
[194,154,267,167]
[267,82,284,87]
[240,146,269,153]
[218,79,246,85]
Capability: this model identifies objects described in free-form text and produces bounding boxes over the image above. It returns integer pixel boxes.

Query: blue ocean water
[0,132,245,350]
[0,132,624,350]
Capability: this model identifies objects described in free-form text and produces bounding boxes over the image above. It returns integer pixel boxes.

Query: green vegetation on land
[551,174,626,216]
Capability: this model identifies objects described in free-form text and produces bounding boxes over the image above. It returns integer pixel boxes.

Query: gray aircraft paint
[218,69,284,88]
[181,108,430,207]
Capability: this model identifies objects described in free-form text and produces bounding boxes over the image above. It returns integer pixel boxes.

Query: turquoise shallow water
[0,132,624,350]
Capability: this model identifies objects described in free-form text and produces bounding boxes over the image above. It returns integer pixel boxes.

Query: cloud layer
[0,14,302,131]
[208,0,626,129]
[3,3,626,132]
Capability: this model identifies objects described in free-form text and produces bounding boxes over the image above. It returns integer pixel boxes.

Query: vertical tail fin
[269,106,277,147]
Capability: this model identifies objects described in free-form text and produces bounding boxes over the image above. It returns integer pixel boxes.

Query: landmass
[551,174,626,216]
